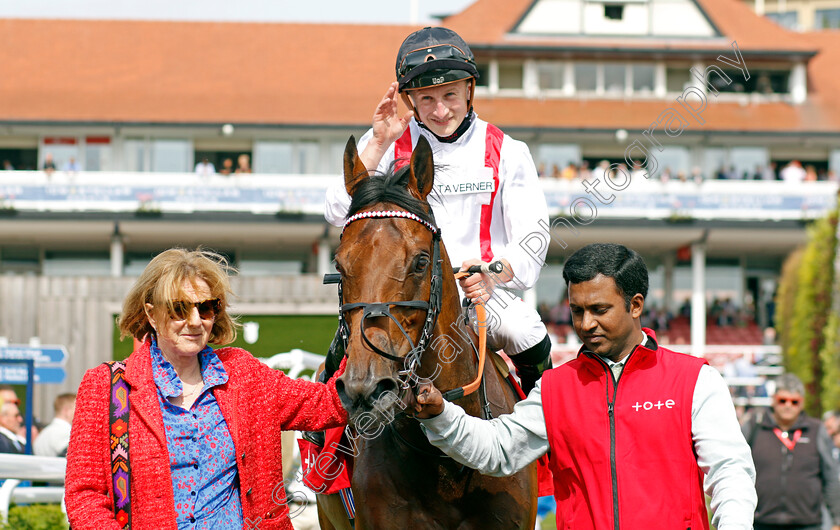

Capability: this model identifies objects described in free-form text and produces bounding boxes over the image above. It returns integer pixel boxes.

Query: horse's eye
[414,255,430,273]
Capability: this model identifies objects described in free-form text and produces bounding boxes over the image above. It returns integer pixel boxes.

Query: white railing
[0,171,836,221]
[0,453,66,523]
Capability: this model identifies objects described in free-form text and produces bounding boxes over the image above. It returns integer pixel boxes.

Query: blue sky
[0,0,477,24]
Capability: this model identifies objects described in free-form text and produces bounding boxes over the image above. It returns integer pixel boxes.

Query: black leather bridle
[331,209,443,384]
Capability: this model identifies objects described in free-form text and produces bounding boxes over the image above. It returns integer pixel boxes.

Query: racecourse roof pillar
[317,234,331,278]
[663,251,675,315]
[110,222,124,278]
[690,237,707,357]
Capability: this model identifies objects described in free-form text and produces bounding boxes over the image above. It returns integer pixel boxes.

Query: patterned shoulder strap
[105,361,132,529]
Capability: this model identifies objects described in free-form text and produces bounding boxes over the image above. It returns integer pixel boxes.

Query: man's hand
[458,258,514,304]
[406,382,444,419]
[360,82,413,171]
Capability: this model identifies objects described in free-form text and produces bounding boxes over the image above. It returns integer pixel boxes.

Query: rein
[332,209,487,401]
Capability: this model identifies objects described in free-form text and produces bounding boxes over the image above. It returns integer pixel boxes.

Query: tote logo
[632,400,675,411]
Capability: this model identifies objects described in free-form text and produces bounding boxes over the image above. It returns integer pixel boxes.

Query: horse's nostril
[371,378,399,403]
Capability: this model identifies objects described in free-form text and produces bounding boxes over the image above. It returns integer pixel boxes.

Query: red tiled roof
[0,19,414,125]
[0,4,837,133]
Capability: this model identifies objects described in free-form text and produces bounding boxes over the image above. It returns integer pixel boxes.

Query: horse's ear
[344,135,368,196]
[409,136,434,200]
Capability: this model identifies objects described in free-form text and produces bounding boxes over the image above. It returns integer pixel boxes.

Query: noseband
[337,210,443,384]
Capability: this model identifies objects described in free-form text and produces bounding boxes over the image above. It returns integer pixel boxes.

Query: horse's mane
[347,162,437,227]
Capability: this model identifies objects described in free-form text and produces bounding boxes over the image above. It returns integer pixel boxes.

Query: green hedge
[0,504,68,530]
[776,199,839,416]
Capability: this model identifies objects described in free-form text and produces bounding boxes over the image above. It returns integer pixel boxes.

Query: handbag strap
[105,361,132,529]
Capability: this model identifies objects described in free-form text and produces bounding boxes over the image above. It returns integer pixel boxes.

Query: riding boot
[509,334,552,395]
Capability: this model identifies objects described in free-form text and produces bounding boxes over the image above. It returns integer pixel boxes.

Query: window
[666,67,692,93]
[603,63,625,95]
[41,137,79,172]
[254,141,293,174]
[85,136,112,171]
[765,11,798,30]
[815,8,840,28]
[713,69,790,95]
[575,63,598,92]
[123,139,147,171]
[151,139,190,173]
[536,144,581,177]
[604,4,624,20]
[632,64,655,94]
[475,62,490,88]
[729,147,768,179]
[254,141,321,174]
[498,63,523,90]
[536,62,565,91]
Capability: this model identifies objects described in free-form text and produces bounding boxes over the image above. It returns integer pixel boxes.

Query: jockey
[324,26,552,394]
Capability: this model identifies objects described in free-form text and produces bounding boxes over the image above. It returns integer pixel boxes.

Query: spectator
[2,160,13,171]
[194,157,215,177]
[235,153,252,174]
[578,160,591,181]
[42,152,56,177]
[63,156,81,174]
[560,162,577,181]
[691,166,704,184]
[34,393,76,457]
[411,243,757,529]
[0,396,24,454]
[218,157,234,176]
[806,164,819,182]
[743,373,840,530]
[781,160,807,184]
[65,248,347,528]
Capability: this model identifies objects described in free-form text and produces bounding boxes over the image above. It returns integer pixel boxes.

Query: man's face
[772,390,804,427]
[568,274,644,363]
[0,403,22,432]
[408,81,469,137]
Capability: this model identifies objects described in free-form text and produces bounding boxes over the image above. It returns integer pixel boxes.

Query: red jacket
[65,341,347,530]
[541,330,708,530]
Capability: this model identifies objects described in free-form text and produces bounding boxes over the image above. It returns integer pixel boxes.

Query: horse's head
[334,135,453,423]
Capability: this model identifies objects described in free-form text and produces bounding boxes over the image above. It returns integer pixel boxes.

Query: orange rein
[446,270,488,400]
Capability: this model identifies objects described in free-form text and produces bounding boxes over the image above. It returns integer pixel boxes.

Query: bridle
[335,209,443,385]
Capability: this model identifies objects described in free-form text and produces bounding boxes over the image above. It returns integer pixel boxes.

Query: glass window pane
[815,8,840,28]
[729,147,767,179]
[666,67,691,93]
[603,63,625,95]
[297,141,320,174]
[254,141,293,174]
[632,64,655,94]
[151,139,190,172]
[475,62,490,88]
[575,63,597,92]
[536,144,581,177]
[41,144,80,172]
[537,62,565,90]
[85,144,112,171]
[499,63,523,90]
[123,139,146,172]
[765,11,798,30]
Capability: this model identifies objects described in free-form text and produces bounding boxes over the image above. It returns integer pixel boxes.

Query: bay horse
[316,136,537,529]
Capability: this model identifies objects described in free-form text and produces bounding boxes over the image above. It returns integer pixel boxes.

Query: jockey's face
[408,80,470,138]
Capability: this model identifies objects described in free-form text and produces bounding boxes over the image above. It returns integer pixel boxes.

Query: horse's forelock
[347,164,435,226]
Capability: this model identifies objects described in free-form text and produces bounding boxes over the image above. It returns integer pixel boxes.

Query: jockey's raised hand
[360,82,413,171]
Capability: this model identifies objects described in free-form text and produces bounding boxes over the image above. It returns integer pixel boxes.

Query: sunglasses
[775,397,802,406]
[168,299,221,321]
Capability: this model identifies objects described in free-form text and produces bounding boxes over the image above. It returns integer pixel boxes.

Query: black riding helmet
[395,26,479,92]
[395,27,480,142]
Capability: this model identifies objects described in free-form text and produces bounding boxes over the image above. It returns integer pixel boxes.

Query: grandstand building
[0,0,838,418]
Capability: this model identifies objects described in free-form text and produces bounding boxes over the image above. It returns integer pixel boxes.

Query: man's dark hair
[562,243,648,310]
